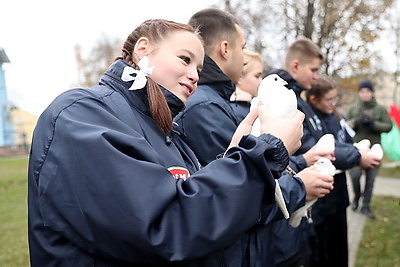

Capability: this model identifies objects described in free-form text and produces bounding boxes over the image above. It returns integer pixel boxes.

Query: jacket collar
[358,97,377,109]
[198,55,236,100]
[266,68,306,97]
[99,59,185,118]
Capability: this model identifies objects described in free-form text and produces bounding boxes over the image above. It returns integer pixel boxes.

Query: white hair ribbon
[121,56,154,90]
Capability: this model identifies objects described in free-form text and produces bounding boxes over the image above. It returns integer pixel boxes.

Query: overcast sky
[0,0,218,116]
[1,0,398,117]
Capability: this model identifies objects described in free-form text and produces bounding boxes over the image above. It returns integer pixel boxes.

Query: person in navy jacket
[305,77,364,267]
[266,38,334,266]
[267,39,380,267]
[229,49,264,123]
[28,19,329,267]
[174,9,335,266]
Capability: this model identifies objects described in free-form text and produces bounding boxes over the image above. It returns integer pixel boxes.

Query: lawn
[355,195,400,267]
[0,156,30,266]
[378,154,400,179]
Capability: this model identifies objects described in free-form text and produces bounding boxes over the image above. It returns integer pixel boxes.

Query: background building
[0,47,15,147]
[0,47,37,155]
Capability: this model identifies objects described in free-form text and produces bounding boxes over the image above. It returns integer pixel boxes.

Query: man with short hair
[175,9,334,266]
[268,38,383,267]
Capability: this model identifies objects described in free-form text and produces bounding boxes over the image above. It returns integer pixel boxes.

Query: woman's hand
[226,108,259,151]
[258,104,305,156]
[303,145,336,167]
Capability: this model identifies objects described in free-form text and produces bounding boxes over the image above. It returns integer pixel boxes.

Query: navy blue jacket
[267,69,361,263]
[229,100,251,123]
[174,58,307,266]
[28,60,300,267]
[308,108,358,225]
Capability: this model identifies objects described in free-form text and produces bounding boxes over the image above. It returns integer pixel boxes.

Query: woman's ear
[309,95,318,106]
[133,37,150,61]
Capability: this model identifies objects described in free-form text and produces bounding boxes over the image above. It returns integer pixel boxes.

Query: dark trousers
[349,166,379,209]
[275,246,310,267]
[308,209,348,267]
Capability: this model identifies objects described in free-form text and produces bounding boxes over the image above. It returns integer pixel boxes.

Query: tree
[218,0,395,77]
[386,0,400,108]
[74,35,122,88]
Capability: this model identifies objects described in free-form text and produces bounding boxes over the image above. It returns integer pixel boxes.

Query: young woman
[305,77,361,267]
[28,19,309,266]
[230,49,264,122]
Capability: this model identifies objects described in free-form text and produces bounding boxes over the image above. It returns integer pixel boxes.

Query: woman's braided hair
[115,19,200,135]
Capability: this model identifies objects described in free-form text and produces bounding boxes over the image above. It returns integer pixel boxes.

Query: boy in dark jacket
[174,9,334,266]
[267,38,380,267]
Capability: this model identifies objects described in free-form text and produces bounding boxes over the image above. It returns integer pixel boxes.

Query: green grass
[355,195,400,267]
[378,154,400,179]
[0,156,30,266]
[378,164,400,179]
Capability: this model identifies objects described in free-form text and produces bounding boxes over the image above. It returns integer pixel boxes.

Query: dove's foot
[361,207,375,219]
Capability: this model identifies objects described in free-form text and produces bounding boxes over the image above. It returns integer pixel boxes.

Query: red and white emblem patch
[168,166,190,180]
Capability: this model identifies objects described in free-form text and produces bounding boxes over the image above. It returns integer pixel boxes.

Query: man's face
[292,57,321,90]
[224,25,246,84]
[358,87,373,102]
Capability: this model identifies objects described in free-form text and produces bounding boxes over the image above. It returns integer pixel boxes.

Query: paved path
[347,174,400,267]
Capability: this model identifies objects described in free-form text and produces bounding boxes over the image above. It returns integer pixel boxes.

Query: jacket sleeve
[287,116,318,172]
[259,173,306,225]
[31,98,289,264]
[288,155,307,173]
[372,105,393,133]
[333,142,361,170]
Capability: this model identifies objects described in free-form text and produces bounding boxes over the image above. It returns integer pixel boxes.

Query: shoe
[361,208,375,219]
[351,199,359,211]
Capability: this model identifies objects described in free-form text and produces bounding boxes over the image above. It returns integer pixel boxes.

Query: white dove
[353,139,383,160]
[353,139,371,150]
[250,74,297,136]
[370,143,384,160]
[289,157,336,227]
[315,134,335,153]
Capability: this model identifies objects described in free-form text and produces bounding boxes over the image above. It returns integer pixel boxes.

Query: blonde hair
[285,37,324,70]
[242,49,263,76]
